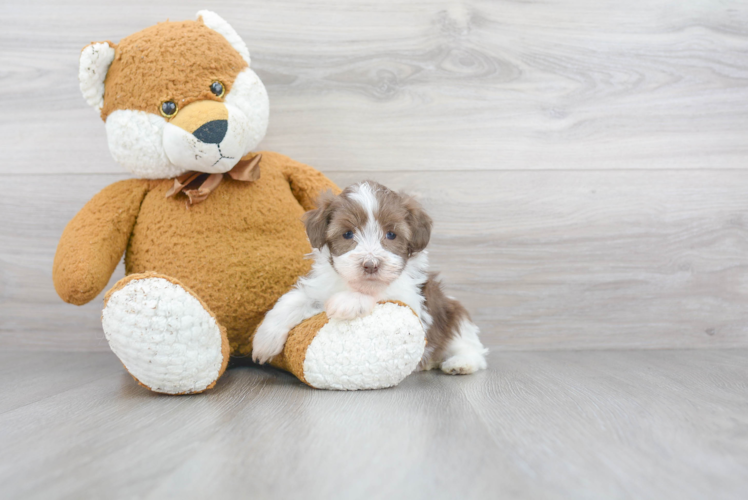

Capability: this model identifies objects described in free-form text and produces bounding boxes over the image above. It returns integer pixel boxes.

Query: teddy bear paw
[302,302,426,390]
[101,274,227,394]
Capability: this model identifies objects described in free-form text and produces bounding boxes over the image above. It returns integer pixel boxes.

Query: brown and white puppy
[252,181,488,374]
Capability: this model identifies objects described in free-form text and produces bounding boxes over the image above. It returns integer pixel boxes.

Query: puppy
[252,181,488,374]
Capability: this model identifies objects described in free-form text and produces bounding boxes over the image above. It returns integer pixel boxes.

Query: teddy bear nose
[192,120,228,144]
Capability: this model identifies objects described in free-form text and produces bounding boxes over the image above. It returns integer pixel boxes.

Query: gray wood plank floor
[1,349,746,500]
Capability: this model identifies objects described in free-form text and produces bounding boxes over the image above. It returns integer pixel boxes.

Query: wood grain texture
[2,170,747,351]
[3,3,747,498]
[0,349,746,499]
[1,0,747,174]
[0,351,120,414]
[2,0,748,351]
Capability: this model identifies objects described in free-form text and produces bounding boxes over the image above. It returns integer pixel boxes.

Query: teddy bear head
[79,10,269,179]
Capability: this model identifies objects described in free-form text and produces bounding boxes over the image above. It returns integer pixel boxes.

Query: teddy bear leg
[101,272,230,395]
[268,302,426,390]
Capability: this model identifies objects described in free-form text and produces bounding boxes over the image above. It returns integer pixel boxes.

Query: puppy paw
[325,292,376,321]
[252,323,289,365]
[440,353,487,375]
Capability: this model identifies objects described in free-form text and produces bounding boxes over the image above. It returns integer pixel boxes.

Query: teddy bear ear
[79,41,116,111]
[196,10,251,66]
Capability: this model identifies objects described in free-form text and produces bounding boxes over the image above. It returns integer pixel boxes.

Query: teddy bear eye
[160,101,178,118]
[343,231,354,240]
[210,81,225,98]
[386,231,397,240]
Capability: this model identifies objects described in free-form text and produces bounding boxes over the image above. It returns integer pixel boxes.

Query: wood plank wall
[2,0,747,351]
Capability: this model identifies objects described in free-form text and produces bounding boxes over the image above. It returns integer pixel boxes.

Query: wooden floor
[1,349,746,499]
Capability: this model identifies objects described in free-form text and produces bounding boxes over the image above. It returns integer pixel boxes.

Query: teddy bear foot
[101,273,230,394]
[270,302,426,390]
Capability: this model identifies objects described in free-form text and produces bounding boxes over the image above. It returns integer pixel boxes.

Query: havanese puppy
[252,181,488,374]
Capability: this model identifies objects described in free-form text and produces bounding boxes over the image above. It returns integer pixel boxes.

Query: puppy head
[304,181,432,290]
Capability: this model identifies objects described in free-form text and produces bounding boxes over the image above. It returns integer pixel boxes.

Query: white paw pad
[303,302,426,390]
[440,354,485,375]
[102,277,224,394]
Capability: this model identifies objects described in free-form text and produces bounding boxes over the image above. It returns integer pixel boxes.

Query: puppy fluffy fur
[252,181,488,374]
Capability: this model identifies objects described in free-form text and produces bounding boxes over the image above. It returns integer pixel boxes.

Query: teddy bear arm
[276,154,341,210]
[52,179,151,305]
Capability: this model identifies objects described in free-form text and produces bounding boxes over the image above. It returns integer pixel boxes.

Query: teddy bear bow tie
[165,153,262,205]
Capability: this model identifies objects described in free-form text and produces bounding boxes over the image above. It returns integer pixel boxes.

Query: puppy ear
[79,41,116,111]
[404,195,432,254]
[303,190,337,249]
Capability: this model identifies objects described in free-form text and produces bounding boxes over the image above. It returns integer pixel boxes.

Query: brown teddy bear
[53,11,425,394]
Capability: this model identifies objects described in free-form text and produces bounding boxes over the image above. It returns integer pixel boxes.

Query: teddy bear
[53,11,425,394]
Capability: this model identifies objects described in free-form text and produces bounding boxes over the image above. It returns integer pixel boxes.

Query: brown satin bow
[165,153,262,205]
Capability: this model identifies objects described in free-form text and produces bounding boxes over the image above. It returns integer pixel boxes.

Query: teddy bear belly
[125,179,313,356]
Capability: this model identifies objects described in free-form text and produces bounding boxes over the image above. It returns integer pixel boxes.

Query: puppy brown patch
[303,187,368,256]
[420,273,471,369]
[401,194,432,254]
[326,189,369,257]
[374,186,412,261]
[364,181,432,259]
[302,190,337,249]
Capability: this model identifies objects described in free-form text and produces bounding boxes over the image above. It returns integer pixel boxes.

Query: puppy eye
[386,231,397,240]
[210,81,225,98]
[343,231,354,240]
[160,101,178,118]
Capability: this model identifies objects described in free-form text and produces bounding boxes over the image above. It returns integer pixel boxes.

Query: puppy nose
[192,120,228,144]
[363,260,379,274]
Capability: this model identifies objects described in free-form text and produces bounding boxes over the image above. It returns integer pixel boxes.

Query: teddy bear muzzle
[162,99,251,174]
